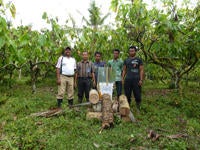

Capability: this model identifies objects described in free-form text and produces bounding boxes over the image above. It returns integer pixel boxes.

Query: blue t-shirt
[94,61,106,82]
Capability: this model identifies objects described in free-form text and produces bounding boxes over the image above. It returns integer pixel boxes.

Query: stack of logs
[87,89,133,129]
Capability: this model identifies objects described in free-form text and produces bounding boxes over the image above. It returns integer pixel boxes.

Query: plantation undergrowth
[0,78,200,149]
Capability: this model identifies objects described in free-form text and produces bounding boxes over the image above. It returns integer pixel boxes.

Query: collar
[81,60,89,63]
[113,58,119,62]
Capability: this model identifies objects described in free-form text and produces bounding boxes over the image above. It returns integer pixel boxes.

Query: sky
[8,0,112,30]
[4,0,198,30]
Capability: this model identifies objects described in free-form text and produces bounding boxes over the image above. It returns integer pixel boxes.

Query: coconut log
[119,95,130,117]
[102,94,114,129]
[86,112,102,120]
[89,89,99,104]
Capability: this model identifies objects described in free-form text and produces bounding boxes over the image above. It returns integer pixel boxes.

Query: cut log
[102,94,114,129]
[119,95,130,117]
[86,112,102,120]
[89,89,99,104]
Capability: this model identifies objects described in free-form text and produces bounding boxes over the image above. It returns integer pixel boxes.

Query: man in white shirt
[56,47,76,108]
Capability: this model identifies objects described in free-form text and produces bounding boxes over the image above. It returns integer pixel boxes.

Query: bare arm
[138,65,144,86]
[139,65,144,81]
[92,72,96,83]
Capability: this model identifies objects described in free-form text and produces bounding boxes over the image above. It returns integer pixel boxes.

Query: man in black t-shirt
[122,46,144,110]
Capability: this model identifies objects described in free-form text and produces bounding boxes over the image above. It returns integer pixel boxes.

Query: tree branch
[179,57,199,78]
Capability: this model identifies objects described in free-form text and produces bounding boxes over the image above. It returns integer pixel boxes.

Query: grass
[0,77,200,149]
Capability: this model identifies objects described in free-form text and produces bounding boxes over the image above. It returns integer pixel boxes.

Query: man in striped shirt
[75,51,96,103]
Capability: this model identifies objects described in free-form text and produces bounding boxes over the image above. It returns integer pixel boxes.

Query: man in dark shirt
[93,51,106,88]
[122,46,144,110]
[75,51,96,103]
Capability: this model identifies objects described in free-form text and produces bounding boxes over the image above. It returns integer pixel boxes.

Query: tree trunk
[30,61,39,93]
[18,69,22,80]
[185,73,189,86]
[170,72,181,89]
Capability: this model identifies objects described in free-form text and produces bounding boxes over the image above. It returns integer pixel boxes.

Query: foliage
[111,0,200,88]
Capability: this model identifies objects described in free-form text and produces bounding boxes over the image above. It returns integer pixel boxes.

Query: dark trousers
[124,79,141,105]
[115,81,122,98]
[78,78,91,102]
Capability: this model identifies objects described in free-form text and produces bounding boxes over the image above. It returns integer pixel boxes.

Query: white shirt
[56,56,76,75]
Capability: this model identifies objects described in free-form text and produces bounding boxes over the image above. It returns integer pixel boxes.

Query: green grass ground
[0,78,200,150]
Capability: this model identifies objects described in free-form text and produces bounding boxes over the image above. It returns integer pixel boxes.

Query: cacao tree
[111,0,200,88]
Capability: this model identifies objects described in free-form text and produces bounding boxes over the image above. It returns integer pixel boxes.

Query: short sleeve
[56,56,63,68]
[139,58,143,66]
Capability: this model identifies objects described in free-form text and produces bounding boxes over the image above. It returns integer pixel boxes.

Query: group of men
[55,46,144,110]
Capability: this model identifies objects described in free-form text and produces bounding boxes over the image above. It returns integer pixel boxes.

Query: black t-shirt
[124,57,143,80]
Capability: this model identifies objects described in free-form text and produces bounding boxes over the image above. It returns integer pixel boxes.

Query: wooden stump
[89,89,99,104]
[119,95,130,117]
[102,94,114,129]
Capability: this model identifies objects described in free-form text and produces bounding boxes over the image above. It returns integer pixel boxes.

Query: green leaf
[0,37,5,49]
[10,3,16,18]
[42,12,47,20]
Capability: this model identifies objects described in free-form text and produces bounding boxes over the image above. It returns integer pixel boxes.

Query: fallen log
[30,108,64,117]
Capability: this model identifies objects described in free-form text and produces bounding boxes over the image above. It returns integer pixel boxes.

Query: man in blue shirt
[93,51,106,88]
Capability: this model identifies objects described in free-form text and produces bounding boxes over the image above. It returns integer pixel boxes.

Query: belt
[62,74,74,77]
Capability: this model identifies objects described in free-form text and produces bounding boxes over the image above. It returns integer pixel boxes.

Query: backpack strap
[60,56,64,74]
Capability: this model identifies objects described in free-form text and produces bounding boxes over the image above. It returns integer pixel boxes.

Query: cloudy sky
[5,0,198,30]
[8,0,111,30]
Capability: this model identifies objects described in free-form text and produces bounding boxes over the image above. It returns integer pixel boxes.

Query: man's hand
[138,80,143,86]
[57,78,61,85]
